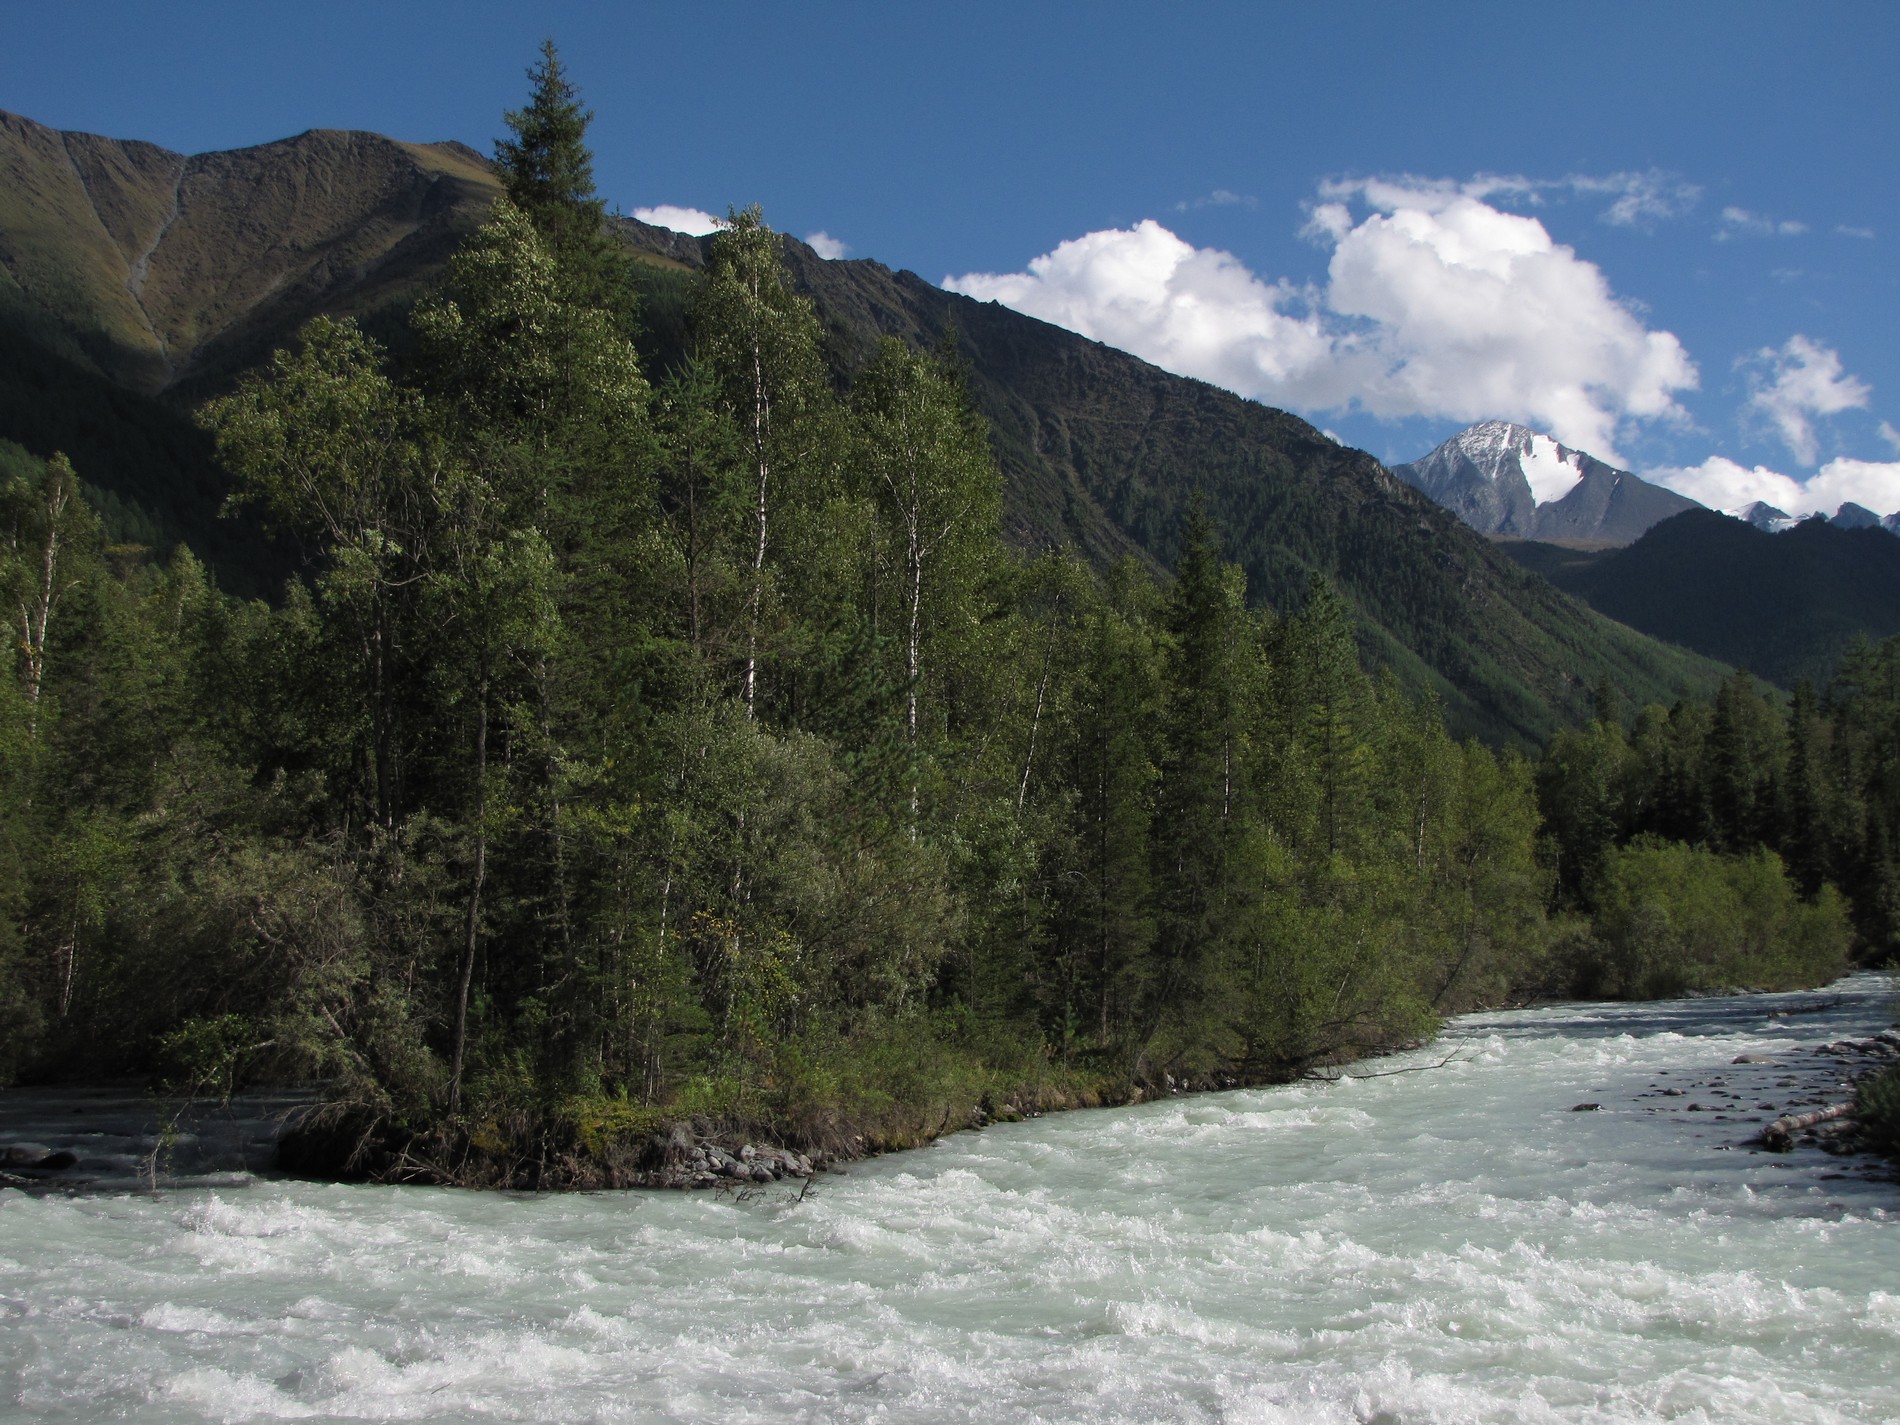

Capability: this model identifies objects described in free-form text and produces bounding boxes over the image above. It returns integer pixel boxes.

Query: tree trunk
[742,333,769,720]
[1759,1102,1852,1152]
[19,474,68,742]
[449,681,489,1116]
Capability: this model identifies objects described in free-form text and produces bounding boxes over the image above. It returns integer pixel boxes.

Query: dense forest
[1538,659,1899,996]
[0,51,1885,1183]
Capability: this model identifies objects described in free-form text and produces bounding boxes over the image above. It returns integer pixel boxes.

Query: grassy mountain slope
[1500,510,1900,689]
[0,112,501,583]
[0,109,500,395]
[0,114,1725,741]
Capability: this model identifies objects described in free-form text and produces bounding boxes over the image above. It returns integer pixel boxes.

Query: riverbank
[4,976,1892,1195]
[274,977,1900,1192]
[269,1054,1368,1192]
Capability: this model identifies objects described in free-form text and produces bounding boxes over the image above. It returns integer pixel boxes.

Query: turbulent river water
[3,979,1897,1425]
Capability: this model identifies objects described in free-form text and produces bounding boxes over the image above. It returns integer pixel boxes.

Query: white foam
[4,977,1897,1422]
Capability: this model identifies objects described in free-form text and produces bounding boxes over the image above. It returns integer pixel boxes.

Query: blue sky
[5,1,1898,512]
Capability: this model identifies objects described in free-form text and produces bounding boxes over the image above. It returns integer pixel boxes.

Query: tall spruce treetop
[494,41,625,312]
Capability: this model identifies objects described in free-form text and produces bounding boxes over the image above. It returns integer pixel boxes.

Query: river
[2,978,1896,1424]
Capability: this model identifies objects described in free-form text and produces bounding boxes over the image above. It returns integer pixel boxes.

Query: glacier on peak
[1517,433,1587,506]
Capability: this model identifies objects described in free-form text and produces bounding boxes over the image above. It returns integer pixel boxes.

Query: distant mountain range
[1390,421,1699,546]
[1393,419,1900,553]
[0,109,1730,742]
[1730,499,1900,537]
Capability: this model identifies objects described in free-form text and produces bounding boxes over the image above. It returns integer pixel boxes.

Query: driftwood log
[1757,1103,1853,1153]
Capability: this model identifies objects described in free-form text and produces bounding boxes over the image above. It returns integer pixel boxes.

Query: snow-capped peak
[1441,421,1586,506]
[1726,500,1797,533]
[1391,420,1699,546]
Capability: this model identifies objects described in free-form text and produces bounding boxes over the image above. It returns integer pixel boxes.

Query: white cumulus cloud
[1743,335,1870,465]
[946,180,1698,461]
[805,230,849,260]
[947,219,1337,408]
[632,204,723,236]
[1646,455,1900,518]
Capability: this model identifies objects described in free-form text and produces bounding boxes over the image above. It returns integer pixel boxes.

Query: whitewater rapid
[2,980,1896,1424]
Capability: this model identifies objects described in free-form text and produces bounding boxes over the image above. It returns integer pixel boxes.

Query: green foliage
[1537,634,1900,974]
[0,182,1569,1134]
[1577,841,1850,998]
[1857,1062,1900,1159]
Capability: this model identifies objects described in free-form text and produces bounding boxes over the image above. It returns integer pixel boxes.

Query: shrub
[1858,1065,1900,1159]
[1585,840,1850,998]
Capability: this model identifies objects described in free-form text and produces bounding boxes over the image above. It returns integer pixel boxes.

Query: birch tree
[853,339,1001,822]
[693,208,825,721]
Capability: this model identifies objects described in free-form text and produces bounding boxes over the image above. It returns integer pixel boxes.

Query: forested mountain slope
[0,112,1724,742]
[1500,509,1900,689]
[644,236,1723,742]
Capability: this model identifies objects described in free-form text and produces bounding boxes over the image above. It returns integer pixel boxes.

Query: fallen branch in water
[1757,1102,1853,1153]
[1305,1043,1468,1084]
[1765,998,1846,1019]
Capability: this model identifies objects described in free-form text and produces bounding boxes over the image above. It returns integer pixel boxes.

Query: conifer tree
[494,40,629,317]
[1074,574,1160,1045]
[1276,573,1371,860]
[1707,670,1784,853]
[1781,681,1829,897]
[1145,505,1250,1063]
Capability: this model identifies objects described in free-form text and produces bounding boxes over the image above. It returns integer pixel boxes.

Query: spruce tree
[1781,681,1829,897]
[1145,504,1248,1064]
[494,40,629,317]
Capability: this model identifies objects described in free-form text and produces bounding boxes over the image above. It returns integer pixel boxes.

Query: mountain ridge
[0,109,500,398]
[0,112,1727,742]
